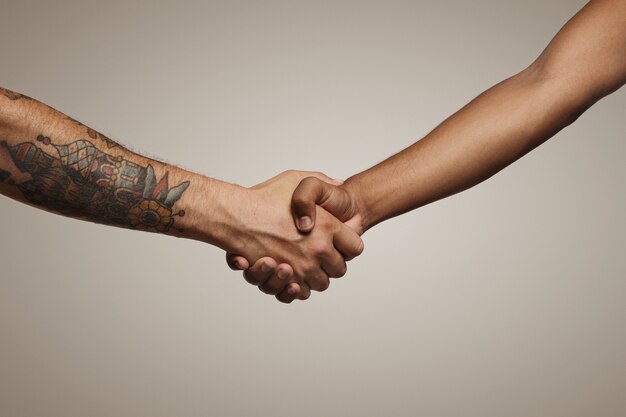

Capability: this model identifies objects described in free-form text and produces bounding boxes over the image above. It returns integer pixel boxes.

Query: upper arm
[529,0,626,106]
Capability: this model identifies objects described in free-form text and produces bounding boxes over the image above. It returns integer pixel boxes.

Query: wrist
[175,172,251,253]
[342,177,370,235]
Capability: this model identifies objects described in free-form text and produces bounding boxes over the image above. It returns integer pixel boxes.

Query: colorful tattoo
[0,87,32,101]
[65,116,118,149]
[86,127,118,149]
[0,135,189,233]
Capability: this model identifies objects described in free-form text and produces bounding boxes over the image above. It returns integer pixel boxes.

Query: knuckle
[292,195,307,208]
[300,176,319,188]
[276,293,293,304]
[243,271,261,285]
[307,274,329,292]
[264,279,283,295]
[317,278,330,291]
[310,241,330,258]
[258,284,275,295]
[282,170,299,183]
[355,239,365,256]
[299,260,317,276]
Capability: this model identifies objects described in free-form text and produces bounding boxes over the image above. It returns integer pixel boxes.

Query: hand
[224,171,364,303]
[228,174,367,303]
[291,176,366,235]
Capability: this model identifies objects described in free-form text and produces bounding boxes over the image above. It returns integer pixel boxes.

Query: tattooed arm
[233,0,626,287]
[0,88,363,302]
[0,88,195,233]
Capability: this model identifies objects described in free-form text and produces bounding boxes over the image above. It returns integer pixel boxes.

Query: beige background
[1,1,625,416]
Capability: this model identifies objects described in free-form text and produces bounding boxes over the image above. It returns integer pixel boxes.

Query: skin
[234,0,626,300]
[0,89,363,302]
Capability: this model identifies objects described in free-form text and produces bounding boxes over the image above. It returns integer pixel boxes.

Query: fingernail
[298,216,312,230]
[287,287,297,295]
[277,270,288,280]
[234,260,243,270]
[261,263,271,273]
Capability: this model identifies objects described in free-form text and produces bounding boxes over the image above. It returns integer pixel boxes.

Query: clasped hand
[225,170,364,303]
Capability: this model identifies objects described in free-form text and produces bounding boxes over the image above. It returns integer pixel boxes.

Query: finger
[303,267,331,292]
[320,250,348,280]
[276,282,300,304]
[243,257,278,286]
[292,177,353,233]
[296,282,311,300]
[333,223,365,261]
[291,177,329,232]
[258,263,294,295]
[226,253,249,270]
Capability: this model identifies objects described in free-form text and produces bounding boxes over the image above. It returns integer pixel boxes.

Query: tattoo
[0,87,32,101]
[65,116,118,149]
[0,168,10,182]
[1,136,189,233]
[86,127,118,149]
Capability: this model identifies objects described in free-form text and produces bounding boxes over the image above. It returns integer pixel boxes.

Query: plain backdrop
[1,1,625,416]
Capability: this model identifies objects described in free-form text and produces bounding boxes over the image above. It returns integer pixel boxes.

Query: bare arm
[233,0,626,292]
[0,89,362,302]
[291,0,626,234]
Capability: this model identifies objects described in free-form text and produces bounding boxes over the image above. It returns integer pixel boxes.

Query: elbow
[520,58,626,125]
[513,63,600,128]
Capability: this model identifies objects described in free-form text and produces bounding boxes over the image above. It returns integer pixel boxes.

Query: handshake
[5,1,619,306]
[221,170,367,304]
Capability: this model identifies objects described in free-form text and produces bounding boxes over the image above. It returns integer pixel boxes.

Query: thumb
[291,176,353,233]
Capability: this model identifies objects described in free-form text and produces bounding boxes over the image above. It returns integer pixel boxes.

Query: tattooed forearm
[1,135,189,233]
[65,115,119,149]
[0,87,32,101]
[86,127,118,149]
